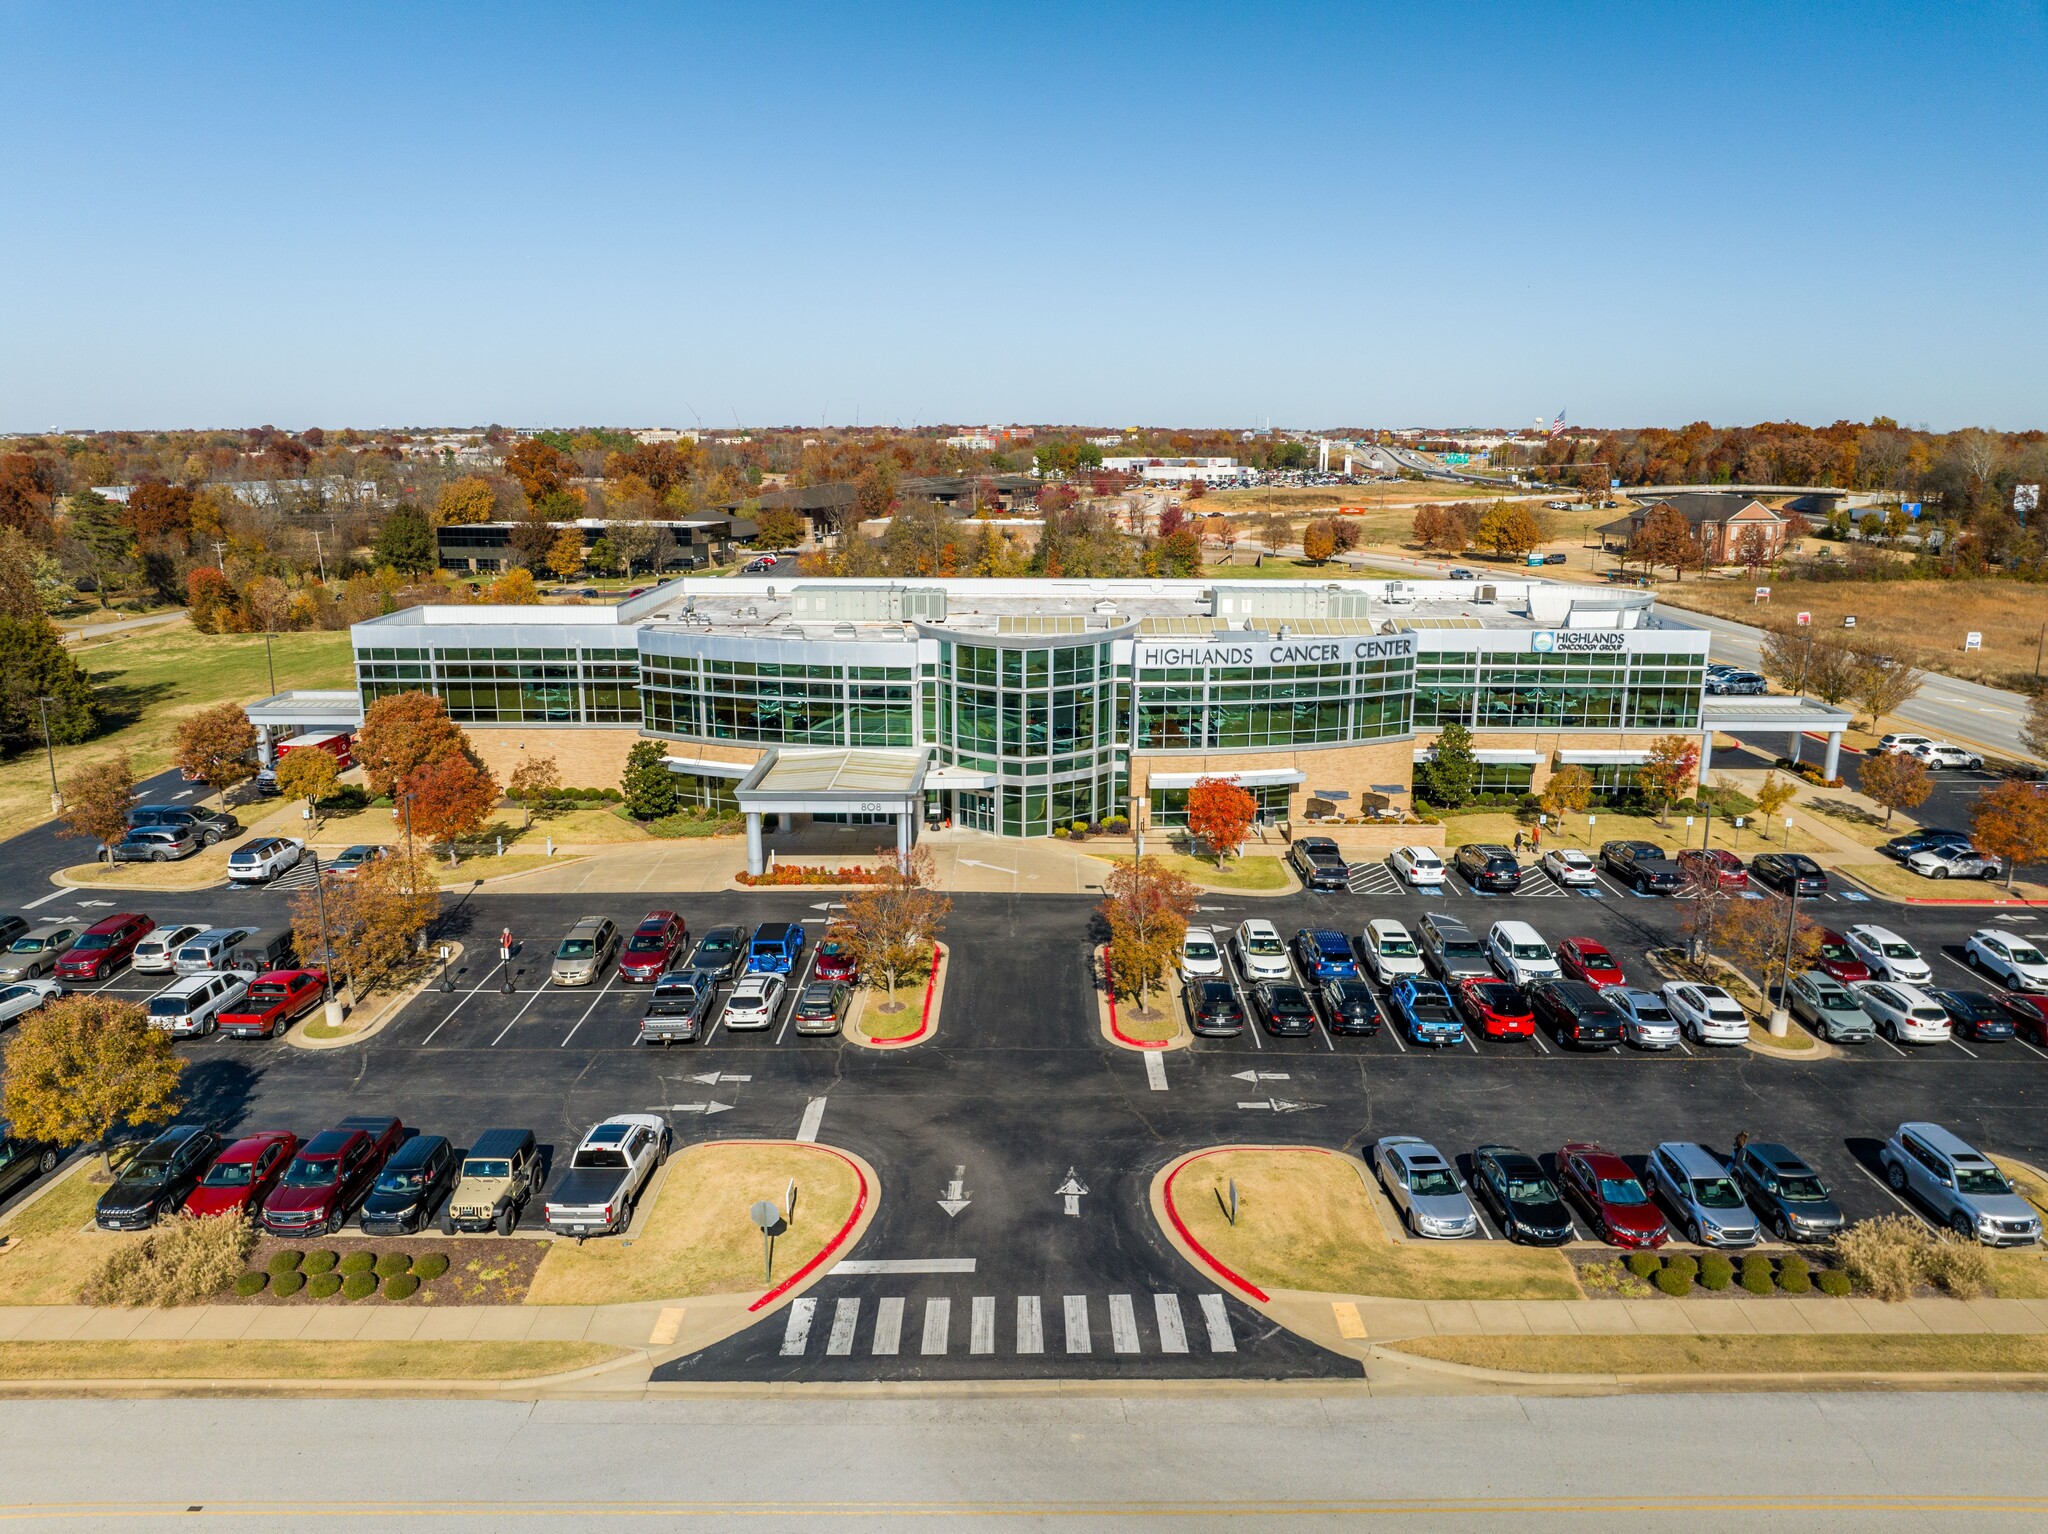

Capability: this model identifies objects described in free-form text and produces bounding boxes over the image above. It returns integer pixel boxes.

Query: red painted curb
[1159,1148,1296,1303]
[867,943,942,1048]
[1902,896,2048,908]
[1099,944,1169,1050]
[746,1141,871,1312]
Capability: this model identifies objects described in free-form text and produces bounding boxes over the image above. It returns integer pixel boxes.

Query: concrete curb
[285,943,462,1051]
[843,945,945,1050]
[1093,944,1191,1053]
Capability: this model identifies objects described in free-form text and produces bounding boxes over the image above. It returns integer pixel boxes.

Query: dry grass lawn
[1113,969,1183,1044]
[0,1340,620,1380]
[1657,575,2048,691]
[855,973,933,1041]
[0,1165,137,1306]
[60,844,243,888]
[1171,1149,1579,1301]
[1434,807,1833,858]
[1392,1333,2048,1376]
[1090,852,1290,892]
[1803,794,1919,850]
[525,1142,862,1306]
[1836,859,2048,904]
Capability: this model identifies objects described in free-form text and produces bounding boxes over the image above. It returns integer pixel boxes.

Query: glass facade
[1412,647,1704,731]
[355,645,640,724]
[1135,651,1413,750]
[935,640,1128,836]
[640,653,915,747]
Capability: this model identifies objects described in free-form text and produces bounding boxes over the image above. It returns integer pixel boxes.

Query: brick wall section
[466,729,768,792]
[1131,737,1420,824]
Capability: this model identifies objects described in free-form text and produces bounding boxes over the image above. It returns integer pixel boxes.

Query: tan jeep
[440,1127,540,1236]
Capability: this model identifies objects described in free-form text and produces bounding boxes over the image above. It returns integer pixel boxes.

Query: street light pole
[263,631,276,697]
[1769,884,1800,1038]
[34,696,60,812]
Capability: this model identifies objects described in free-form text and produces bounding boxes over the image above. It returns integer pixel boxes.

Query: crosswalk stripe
[970,1296,995,1355]
[1017,1295,1043,1354]
[826,1298,860,1356]
[872,1296,904,1356]
[779,1297,816,1356]
[1109,1293,1140,1353]
[1064,1294,1091,1354]
[1154,1293,1188,1353]
[1198,1292,1236,1353]
[921,1296,950,1355]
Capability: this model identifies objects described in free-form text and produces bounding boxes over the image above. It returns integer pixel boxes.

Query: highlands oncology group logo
[1528,629,1627,654]
[1530,631,1557,653]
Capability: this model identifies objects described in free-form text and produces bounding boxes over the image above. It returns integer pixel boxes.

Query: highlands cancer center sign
[1135,635,1418,668]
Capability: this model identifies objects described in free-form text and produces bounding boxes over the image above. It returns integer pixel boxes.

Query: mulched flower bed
[227,1234,549,1305]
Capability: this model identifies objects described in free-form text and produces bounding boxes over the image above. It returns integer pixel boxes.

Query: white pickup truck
[541,1114,670,1237]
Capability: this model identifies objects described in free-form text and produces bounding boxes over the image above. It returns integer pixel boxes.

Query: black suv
[1529,980,1623,1050]
[358,1134,458,1236]
[1182,978,1246,1037]
[1318,977,1380,1036]
[0,1124,58,1208]
[1750,852,1829,897]
[95,1123,223,1230]
[1453,843,1522,893]
[1288,837,1349,892]
[1600,840,1682,894]
[127,805,242,846]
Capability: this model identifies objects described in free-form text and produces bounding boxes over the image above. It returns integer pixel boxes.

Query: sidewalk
[0,1302,666,1347]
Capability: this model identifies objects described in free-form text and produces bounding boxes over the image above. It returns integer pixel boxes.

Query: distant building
[223,477,384,508]
[90,485,135,504]
[943,431,998,451]
[435,516,750,574]
[1597,493,1792,563]
[632,429,701,444]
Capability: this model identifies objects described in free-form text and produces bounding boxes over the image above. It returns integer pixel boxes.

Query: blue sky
[3,1,2044,431]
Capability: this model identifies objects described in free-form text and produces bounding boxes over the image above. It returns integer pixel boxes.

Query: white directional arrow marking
[172,790,193,801]
[937,1165,971,1217]
[958,859,1016,874]
[1229,1069,1291,1082]
[75,900,115,909]
[1055,1167,1088,1216]
[688,1072,752,1085]
[1236,1099,1316,1114]
[662,1102,734,1115]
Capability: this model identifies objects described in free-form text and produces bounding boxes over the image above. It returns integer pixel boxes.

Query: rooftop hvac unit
[1476,585,1497,604]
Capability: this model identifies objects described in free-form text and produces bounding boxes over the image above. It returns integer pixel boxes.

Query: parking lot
[8,860,2048,1380]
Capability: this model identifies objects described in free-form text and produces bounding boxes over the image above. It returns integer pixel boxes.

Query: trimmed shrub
[1778,1254,1812,1295]
[1699,1253,1735,1291]
[266,1249,305,1278]
[1924,1234,1993,1299]
[383,1274,420,1301]
[1653,1264,1691,1297]
[82,1214,257,1308]
[414,1253,450,1281]
[1626,1252,1660,1280]
[273,1270,306,1298]
[233,1271,268,1298]
[1664,1253,1699,1284]
[1817,1269,1853,1298]
[1739,1253,1775,1294]
[306,1273,343,1299]
[374,1252,413,1280]
[337,1252,375,1276]
[302,1250,339,1276]
[341,1272,379,1301]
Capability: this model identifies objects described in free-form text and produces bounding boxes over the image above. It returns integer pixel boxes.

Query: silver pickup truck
[639,971,717,1045]
[541,1114,670,1237]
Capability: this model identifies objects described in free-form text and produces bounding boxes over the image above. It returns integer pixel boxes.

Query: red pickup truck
[218,968,327,1039]
[183,1131,299,1218]
[260,1116,403,1236]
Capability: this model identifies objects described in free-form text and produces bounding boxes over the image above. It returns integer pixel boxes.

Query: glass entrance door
[958,791,995,832]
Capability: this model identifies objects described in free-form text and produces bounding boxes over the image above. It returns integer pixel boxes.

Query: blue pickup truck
[746,921,805,975]
[1390,978,1466,1048]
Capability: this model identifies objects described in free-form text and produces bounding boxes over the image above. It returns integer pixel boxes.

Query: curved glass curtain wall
[934,638,1128,836]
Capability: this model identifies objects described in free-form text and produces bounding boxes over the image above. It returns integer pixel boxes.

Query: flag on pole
[1547,410,1565,437]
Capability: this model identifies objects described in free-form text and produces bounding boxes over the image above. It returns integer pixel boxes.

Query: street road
[9,1394,2048,1530]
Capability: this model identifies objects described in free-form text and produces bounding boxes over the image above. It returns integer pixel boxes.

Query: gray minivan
[551,917,621,987]
[1880,1122,2043,1246]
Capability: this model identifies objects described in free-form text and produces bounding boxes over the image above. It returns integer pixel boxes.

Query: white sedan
[1907,846,2000,881]
[1389,846,1446,886]
[1845,924,1933,985]
[1600,986,1681,1050]
[1967,929,2048,992]
[1540,848,1599,887]
[1852,980,1953,1045]
[718,974,786,1031]
[1660,981,1750,1046]
[0,978,64,1027]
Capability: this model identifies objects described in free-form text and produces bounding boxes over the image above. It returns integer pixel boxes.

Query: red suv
[619,911,688,983]
[1816,929,1871,984]
[1558,1142,1670,1249]
[260,1116,403,1236]
[1557,939,1625,989]
[1676,848,1747,890]
[218,969,327,1038]
[183,1131,298,1218]
[54,913,155,982]
[816,932,858,983]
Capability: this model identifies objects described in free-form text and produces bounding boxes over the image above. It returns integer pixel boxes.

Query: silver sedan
[1373,1136,1479,1239]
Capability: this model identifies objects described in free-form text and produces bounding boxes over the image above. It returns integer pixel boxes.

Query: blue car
[745,921,805,975]
[1292,928,1359,982]
[1389,978,1465,1048]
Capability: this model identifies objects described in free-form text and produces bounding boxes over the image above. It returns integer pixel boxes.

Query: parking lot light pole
[1768,885,1799,1038]
[35,696,60,812]
[308,851,346,1030]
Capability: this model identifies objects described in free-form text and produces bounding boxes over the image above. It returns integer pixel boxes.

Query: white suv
[1911,742,1984,770]
[1660,981,1749,1046]
[1361,920,1426,984]
[1845,924,1932,984]
[1485,921,1559,987]
[145,971,249,1038]
[1966,929,2048,992]
[227,837,304,884]
[1232,920,1292,982]
[1853,981,1952,1045]
[1179,927,1224,981]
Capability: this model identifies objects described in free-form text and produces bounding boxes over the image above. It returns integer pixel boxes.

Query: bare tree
[1851,653,1925,732]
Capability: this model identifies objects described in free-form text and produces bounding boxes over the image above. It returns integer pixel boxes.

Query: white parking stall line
[1016,1295,1044,1354]
[487,980,552,1046]
[1197,1292,1237,1352]
[970,1296,996,1355]
[1526,1028,1550,1056]
[2016,1037,2048,1062]
[1376,993,1406,1053]
[20,890,67,911]
[1873,1032,1909,1058]
[557,970,620,1048]
[1108,1293,1140,1354]
[1153,1293,1189,1354]
[920,1297,951,1355]
[1854,1162,1938,1229]
[774,944,822,1046]
[1950,1037,1980,1060]
[825,1298,860,1355]
[779,1297,817,1356]
[1063,1294,1091,1354]
[1144,1050,1167,1091]
[416,960,508,1045]
[871,1296,905,1356]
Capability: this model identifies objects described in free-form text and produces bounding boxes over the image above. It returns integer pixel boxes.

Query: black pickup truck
[1288,836,1349,892]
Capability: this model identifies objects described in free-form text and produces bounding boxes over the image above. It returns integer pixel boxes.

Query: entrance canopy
[1700,695,1856,781]
[734,748,931,875]
[246,690,364,734]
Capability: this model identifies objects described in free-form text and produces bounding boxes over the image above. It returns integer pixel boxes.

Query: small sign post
[1965,632,1983,652]
[1796,611,1811,626]
[751,1199,781,1284]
